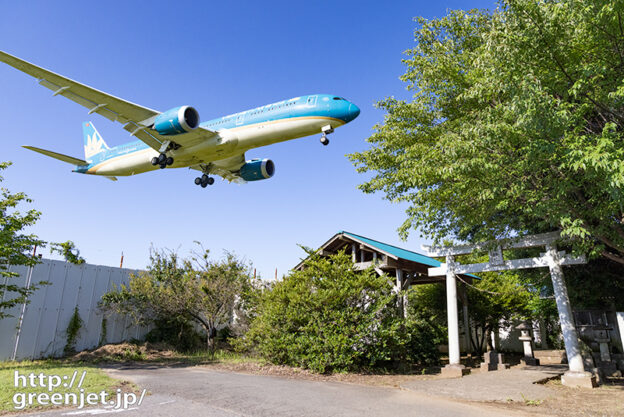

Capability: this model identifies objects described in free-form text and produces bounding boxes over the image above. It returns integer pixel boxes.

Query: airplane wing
[0,50,217,151]
[190,154,247,184]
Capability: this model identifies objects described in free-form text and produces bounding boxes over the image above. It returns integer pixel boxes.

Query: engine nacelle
[153,106,200,135]
[239,159,275,181]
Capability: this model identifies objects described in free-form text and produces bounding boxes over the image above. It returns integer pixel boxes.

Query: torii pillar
[546,245,596,388]
[440,255,470,377]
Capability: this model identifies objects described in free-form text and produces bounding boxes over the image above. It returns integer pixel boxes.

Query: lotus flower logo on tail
[83,122,110,161]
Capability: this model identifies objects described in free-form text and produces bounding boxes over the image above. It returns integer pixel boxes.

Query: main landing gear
[151,140,178,169]
[194,174,215,188]
[320,124,334,146]
[151,153,174,169]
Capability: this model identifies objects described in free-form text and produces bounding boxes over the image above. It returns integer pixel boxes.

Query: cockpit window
[333,97,343,100]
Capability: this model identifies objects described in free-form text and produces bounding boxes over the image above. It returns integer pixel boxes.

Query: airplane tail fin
[83,121,110,161]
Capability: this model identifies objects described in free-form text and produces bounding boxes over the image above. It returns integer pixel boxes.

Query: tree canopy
[100,247,255,351]
[349,0,624,266]
[0,162,44,319]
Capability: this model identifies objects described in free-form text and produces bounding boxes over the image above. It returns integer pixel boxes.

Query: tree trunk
[206,325,217,358]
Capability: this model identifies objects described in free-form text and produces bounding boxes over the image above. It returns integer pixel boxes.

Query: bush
[239,251,440,373]
[144,318,204,352]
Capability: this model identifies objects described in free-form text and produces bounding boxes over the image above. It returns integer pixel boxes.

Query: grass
[0,360,134,414]
[70,341,265,366]
[169,349,266,365]
[0,346,255,414]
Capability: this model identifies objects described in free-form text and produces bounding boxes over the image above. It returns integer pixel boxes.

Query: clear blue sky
[0,0,495,279]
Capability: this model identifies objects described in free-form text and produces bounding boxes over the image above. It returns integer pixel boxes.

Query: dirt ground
[202,360,624,416]
[496,377,624,417]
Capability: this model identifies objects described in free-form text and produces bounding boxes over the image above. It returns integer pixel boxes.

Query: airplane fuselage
[76,94,359,176]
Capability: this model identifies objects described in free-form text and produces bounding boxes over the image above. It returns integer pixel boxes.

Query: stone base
[440,364,471,378]
[480,362,497,372]
[520,357,540,366]
[561,371,597,389]
[596,361,622,378]
[534,349,566,365]
[479,362,510,371]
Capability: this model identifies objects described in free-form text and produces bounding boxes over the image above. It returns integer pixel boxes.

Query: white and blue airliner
[0,51,360,188]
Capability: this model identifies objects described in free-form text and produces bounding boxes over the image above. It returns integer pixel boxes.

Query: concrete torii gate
[423,231,597,388]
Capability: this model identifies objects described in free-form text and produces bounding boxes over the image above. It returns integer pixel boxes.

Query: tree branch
[601,250,624,266]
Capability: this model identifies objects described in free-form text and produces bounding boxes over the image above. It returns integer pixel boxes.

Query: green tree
[100,247,254,353]
[463,272,533,354]
[349,0,624,267]
[0,162,45,319]
[408,267,533,356]
[51,240,85,264]
[240,251,440,373]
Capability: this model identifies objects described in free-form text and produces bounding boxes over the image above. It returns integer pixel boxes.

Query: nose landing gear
[320,125,334,146]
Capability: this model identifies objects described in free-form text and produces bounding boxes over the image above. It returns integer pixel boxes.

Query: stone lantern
[593,324,620,377]
[593,324,612,362]
[517,321,540,366]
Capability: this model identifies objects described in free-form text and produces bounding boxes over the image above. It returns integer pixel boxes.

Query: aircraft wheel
[166,157,174,166]
[207,177,215,185]
[158,153,167,164]
[320,136,329,146]
[159,163,166,169]
[151,157,159,166]
[194,177,202,185]
[201,181,208,188]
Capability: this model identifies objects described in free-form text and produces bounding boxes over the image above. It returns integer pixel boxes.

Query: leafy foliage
[100,247,256,353]
[144,317,205,352]
[408,265,533,356]
[64,306,84,356]
[0,162,45,319]
[50,241,85,264]
[349,0,624,266]
[240,251,440,373]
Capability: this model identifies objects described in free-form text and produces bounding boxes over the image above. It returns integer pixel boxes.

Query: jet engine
[239,159,275,181]
[153,106,200,135]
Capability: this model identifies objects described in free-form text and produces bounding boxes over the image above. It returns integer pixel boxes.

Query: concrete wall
[0,259,149,360]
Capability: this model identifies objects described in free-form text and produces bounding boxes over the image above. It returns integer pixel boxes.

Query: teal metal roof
[339,231,479,279]
[340,231,442,267]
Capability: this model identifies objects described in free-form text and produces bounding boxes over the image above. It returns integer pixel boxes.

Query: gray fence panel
[0,265,28,359]
[36,261,68,358]
[0,266,25,354]
[0,259,146,361]
[29,261,62,359]
[14,262,53,360]
[82,267,111,350]
[74,264,98,353]
[108,268,129,344]
[50,261,83,357]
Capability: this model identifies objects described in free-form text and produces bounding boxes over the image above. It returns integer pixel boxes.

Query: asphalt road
[19,364,533,417]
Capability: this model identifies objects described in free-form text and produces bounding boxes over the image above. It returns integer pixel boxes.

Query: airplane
[0,50,360,188]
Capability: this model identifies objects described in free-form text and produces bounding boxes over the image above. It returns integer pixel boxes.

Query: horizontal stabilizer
[23,145,87,165]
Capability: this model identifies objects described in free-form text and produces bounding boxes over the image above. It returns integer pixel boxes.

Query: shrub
[240,251,440,373]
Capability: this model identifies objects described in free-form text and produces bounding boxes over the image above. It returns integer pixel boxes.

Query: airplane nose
[348,103,360,121]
